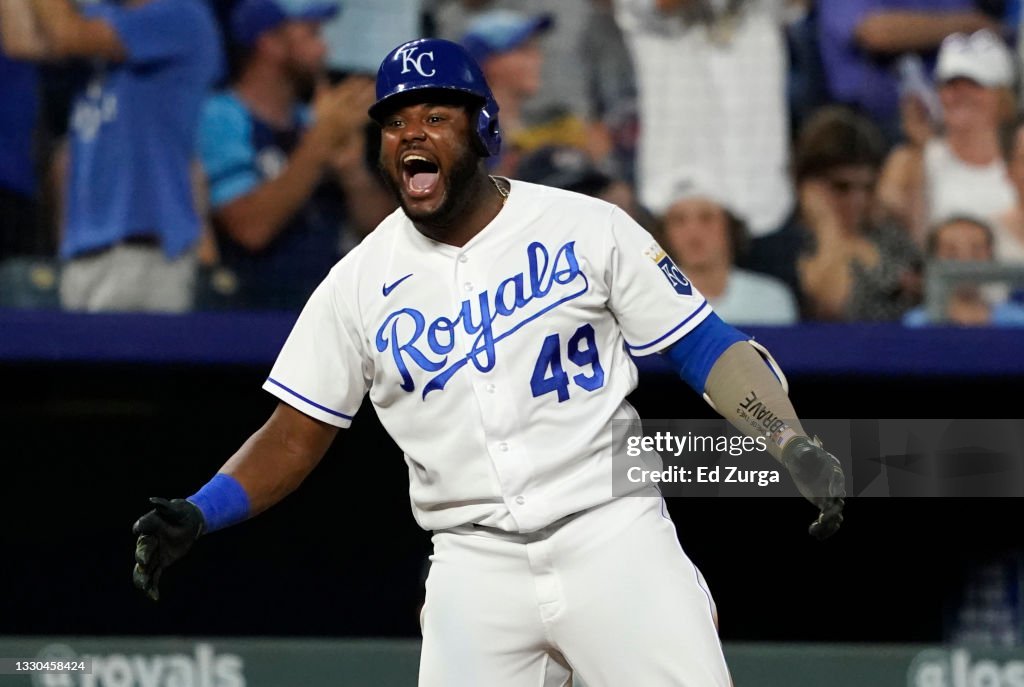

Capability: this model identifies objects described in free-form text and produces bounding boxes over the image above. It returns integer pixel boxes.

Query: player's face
[934,221,993,262]
[378,102,481,224]
[662,197,730,270]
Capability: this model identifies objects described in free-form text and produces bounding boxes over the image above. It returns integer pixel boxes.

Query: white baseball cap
[935,29,1016,88]
[656,167,741,220]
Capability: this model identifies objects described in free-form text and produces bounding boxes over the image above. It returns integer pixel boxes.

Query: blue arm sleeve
[663,312,749,393]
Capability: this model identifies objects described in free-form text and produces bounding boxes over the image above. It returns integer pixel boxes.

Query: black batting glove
[781,436,846,540]
[132,497,204,601]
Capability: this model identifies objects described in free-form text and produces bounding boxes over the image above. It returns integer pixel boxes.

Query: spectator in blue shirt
[198,0,394,310]
[817,0,1002,144]
[0,0,224,312]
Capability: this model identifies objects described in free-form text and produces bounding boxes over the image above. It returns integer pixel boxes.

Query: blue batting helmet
[368,38,502,157]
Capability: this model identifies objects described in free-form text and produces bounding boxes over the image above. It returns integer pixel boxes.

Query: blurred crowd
[3,0,1024,326]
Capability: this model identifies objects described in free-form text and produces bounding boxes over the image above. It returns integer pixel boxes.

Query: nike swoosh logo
[382,273,414,297]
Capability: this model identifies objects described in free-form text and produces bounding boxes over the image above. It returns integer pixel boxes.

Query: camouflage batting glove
[132,497,204,601]
[781,436,846,540]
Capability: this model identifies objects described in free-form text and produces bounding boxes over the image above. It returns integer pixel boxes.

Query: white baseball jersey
[264,180,710,533]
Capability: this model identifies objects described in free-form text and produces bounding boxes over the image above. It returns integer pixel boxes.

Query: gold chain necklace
[490,175,509,206]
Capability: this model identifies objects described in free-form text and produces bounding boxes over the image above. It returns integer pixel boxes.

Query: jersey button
[458,254,469,263]
[485,383,496,393]
[463,282,473,292]
[498,442,509,452]
[515,495,526,505]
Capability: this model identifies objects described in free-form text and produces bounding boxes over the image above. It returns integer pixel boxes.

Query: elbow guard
[701,338,788,414]
[662,314,789,413]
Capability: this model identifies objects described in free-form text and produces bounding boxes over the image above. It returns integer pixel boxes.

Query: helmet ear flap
[475,103,502,157]
[458,104,499,157]
[469,115,491,157]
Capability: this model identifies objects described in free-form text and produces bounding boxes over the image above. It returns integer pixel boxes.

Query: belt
[442,504,599,543]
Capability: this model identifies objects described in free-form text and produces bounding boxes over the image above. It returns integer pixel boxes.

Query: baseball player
[133,38,845,687]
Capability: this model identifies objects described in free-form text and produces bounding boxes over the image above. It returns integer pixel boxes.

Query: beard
[379,137,484,229]
[285,60,319,103]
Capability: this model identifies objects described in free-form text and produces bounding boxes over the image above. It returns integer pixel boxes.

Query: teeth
[403,154,431,164]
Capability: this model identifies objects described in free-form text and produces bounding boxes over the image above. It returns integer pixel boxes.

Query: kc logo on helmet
[398,46,436,77]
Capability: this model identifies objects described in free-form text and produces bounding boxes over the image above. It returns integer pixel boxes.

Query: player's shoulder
[505,180,645,259]
[506,180,626,237]
[322,208,406,283]
[507,179,620,217]
[356,206,409,252]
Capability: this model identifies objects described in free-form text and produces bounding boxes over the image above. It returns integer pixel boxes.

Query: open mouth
[402,154,441,199]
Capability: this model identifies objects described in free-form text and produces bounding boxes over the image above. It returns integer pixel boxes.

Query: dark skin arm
[219,402,339,514]
[132,403,337,600]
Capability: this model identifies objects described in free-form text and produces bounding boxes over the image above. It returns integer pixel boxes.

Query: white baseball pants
[419,490,732,686]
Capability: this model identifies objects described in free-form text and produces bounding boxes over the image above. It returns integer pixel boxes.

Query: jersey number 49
[530,324,605,402]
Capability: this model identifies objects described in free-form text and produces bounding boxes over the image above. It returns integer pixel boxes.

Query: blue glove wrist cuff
[187,473,251,534]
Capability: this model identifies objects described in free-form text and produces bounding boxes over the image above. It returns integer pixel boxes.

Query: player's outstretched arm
[664,314,846,539]
[703,342,845,540]
[214,402,340,516]
[132,402,338,600]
